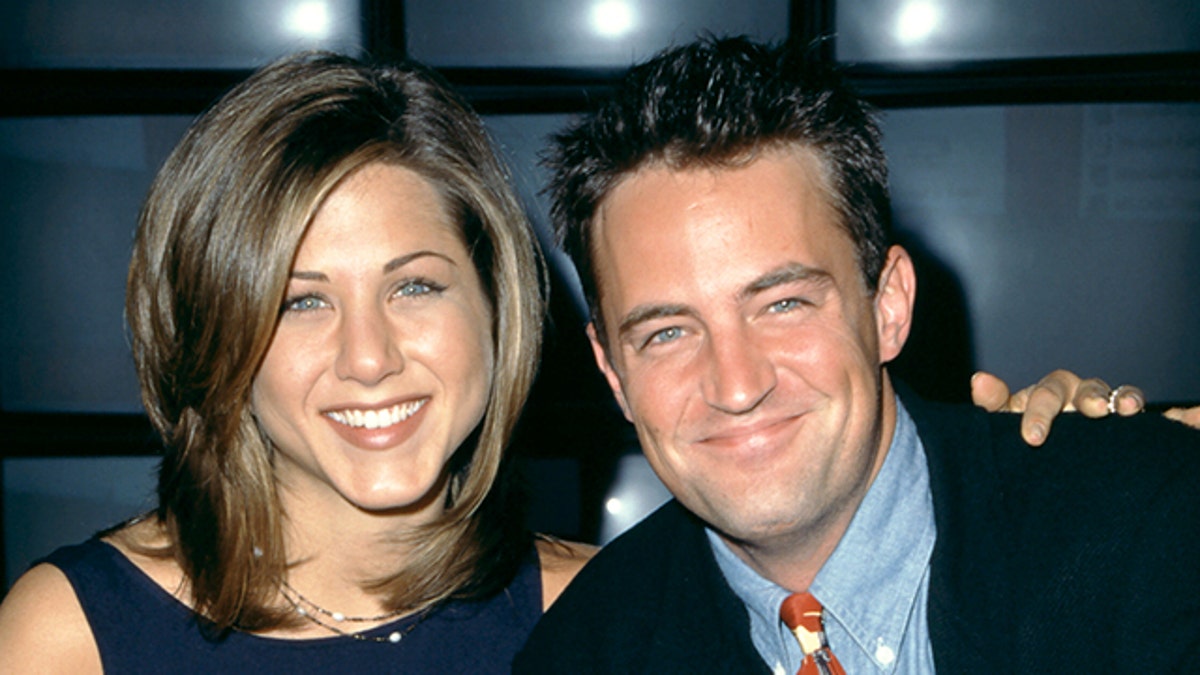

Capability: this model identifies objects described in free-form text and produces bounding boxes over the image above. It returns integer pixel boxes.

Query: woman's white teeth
[328,400,425,429]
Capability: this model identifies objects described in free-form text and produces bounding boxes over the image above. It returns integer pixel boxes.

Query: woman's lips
[323,398,429,450]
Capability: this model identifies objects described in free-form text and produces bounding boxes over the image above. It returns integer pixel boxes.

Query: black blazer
[515,388,1200,673]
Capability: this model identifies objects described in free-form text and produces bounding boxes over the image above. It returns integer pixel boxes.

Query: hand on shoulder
[1165,405,1200,429]
[972,369,1147,446]
[535,537,597,610]
[0,562,101,674]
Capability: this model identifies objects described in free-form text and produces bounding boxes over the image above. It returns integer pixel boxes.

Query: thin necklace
[279,579,426,644]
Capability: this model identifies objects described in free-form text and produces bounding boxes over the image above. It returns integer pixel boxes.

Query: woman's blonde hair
[126,52,543,632]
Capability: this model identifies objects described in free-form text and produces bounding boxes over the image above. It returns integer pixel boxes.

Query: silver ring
[1107,387,1121,414]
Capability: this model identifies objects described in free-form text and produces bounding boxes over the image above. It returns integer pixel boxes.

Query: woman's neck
[274,483,446,614]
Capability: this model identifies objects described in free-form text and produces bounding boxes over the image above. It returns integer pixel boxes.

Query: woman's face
[252,162,494,518]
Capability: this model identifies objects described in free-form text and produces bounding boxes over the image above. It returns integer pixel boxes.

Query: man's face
[588,149,913,558]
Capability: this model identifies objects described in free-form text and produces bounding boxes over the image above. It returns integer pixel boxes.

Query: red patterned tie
[780,593,847,675]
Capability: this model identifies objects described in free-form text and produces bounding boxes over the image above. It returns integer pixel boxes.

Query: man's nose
[701,326,776,414]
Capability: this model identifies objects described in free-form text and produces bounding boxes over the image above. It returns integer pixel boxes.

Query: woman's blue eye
[399,281,431,296]
[283,295,327,313]
[400,278,448,296]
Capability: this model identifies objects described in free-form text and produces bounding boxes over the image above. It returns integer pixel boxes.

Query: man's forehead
[598,145,832,213]
[590,150,852,313]
[593,149,837,251]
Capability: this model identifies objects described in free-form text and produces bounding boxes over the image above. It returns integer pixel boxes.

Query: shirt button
[875,643,896,665]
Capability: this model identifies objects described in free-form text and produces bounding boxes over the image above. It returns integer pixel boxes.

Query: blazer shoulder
[514,501,707,673]
[549,500,694,608]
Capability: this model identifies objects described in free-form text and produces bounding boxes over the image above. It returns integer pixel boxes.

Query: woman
[0,52,589,672]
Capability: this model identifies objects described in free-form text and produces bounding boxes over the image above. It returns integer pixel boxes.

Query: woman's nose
[334,306,405,384]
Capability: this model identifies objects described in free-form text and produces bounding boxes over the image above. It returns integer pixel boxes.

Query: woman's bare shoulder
[0,562,102,673]
[535,537,598,610]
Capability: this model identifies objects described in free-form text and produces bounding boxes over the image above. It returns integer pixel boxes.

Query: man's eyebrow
[290,250,456,281]
[616,303,694,341]
[611,264,833,341]
[739,262,833,301]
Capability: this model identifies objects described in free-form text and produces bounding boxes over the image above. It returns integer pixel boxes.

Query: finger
[1111,385,1146,417]
[971,371,1013,412]
[1005,386,1033,415]
[1073,378,1113,417]
[1164,405,1200,429]
[1019,371,1080,446]
[1020,386,1066,447]
[1033,369,1081,410]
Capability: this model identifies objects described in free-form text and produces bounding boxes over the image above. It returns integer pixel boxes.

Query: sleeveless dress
[40,539,542,674]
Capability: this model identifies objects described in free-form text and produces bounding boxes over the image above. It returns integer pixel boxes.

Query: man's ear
[586,322,633,421]
[874,245,917,364]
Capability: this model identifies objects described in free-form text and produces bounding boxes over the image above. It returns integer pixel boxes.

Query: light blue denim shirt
[707,397,937,674]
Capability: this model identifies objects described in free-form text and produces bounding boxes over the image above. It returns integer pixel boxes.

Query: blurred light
[591,1,635,38]
[605,497,624,515]
[286,1,331,39]
[895,1,941,45]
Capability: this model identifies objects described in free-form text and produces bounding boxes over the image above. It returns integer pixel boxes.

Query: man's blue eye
[649,327,682,344]
[769,298,802,313]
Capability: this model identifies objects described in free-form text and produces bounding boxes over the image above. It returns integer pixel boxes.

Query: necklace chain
[279,580,426,644]
[281,579,408,623]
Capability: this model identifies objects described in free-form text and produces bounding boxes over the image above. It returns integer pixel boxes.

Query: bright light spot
[605,497,624,515]
[591,1,635,38]
[895,1,941,45]
[286,1,331,39]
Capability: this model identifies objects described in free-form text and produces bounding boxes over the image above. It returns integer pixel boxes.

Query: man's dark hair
[546,35,891,339]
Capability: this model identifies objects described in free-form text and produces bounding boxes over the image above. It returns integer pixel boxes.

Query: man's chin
[703,506,808,549]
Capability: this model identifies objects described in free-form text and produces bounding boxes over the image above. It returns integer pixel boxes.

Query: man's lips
[693,413,805,447]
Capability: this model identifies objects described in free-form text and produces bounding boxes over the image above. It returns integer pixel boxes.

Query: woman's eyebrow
[289,250,457,281]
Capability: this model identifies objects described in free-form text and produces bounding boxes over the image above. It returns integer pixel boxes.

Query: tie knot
[780,592,823,633]
[780,593,846,675]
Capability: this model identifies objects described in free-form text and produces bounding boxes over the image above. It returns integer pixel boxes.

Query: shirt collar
[810,397,935,658]
[708,396,935,670]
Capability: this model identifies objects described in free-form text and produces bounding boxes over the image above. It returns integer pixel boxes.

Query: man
[515,37,1200,672]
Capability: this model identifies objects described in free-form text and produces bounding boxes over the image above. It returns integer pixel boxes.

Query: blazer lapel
[643,507,774,673]
[901,387,1014,671]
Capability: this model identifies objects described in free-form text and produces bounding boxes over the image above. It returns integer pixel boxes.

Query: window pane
[484,113,581,299]
[838,0,1200,62]
[0,0,363,68]
[407,0,789,68]
[0,116,192,413]
[883,103,1200,402]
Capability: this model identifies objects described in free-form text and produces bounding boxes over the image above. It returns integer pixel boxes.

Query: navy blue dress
[42,539,542,673]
